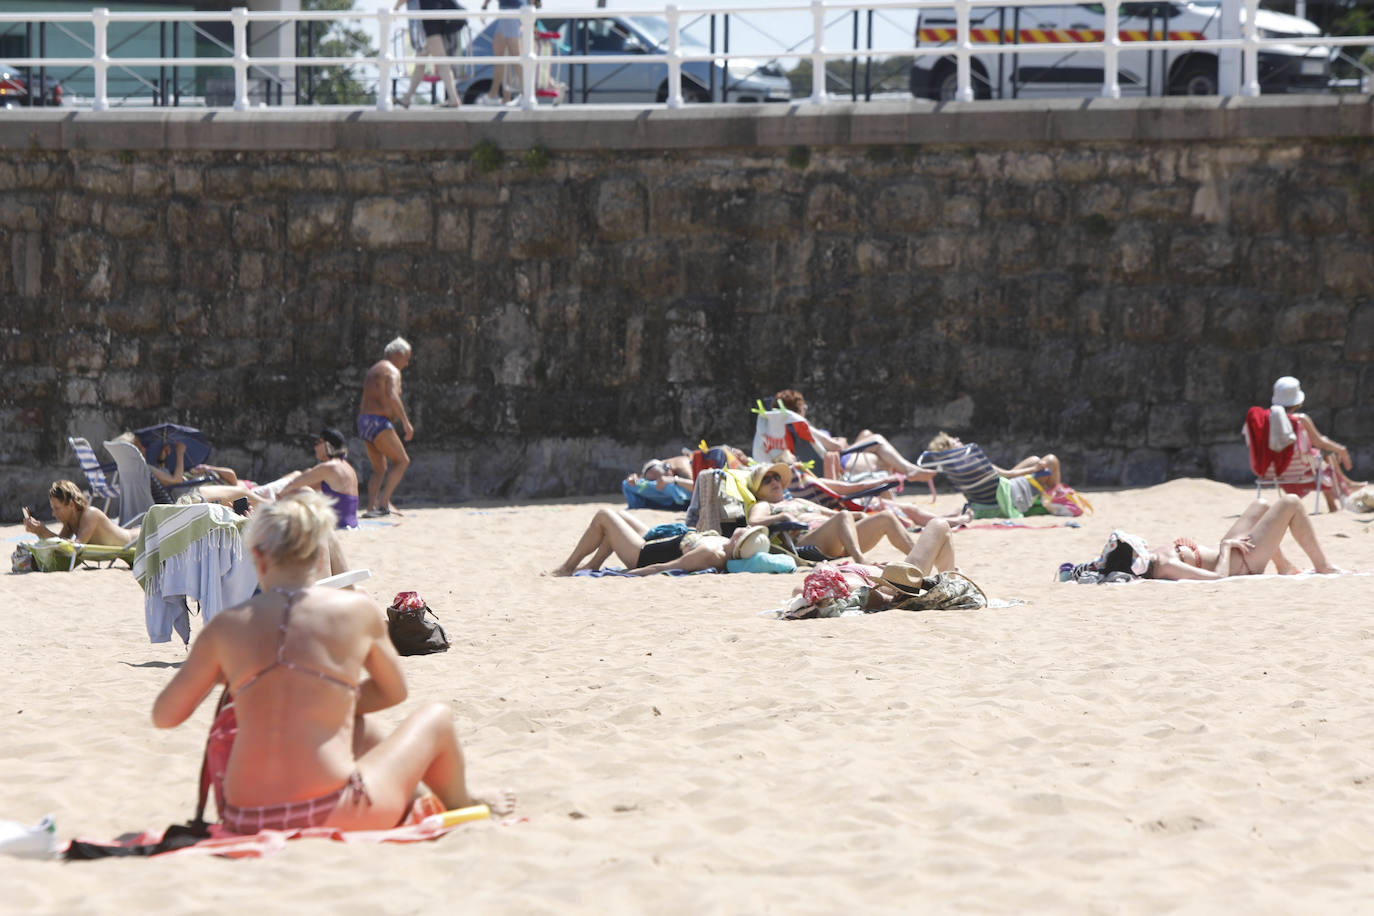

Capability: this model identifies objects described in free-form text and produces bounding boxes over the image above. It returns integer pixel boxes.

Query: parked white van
[910,2,1331,100]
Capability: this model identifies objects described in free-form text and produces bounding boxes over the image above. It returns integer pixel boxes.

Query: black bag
[386,592,451,656]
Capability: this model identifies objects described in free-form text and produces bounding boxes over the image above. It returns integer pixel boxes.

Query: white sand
[1,479,1371,913]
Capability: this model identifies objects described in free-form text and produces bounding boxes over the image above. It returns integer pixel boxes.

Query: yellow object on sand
[419,804,490,830]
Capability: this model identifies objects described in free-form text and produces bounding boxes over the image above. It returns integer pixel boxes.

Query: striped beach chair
[68,436,121,514]
[916,443,1001,508]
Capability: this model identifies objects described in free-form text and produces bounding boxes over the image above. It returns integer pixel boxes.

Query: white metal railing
[0,2,1361,111]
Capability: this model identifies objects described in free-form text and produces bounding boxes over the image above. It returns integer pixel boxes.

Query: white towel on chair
[1269,406,1297,452]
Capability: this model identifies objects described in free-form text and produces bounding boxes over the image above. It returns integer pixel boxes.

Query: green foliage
[473,139,505,173]
[300,0,377,105]
[523,144,552,171]
[785,145,810,170]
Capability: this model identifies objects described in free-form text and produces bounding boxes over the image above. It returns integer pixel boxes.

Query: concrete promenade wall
[1,97,1372,516]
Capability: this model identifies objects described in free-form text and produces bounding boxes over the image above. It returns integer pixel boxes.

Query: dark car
[0,62,62,107]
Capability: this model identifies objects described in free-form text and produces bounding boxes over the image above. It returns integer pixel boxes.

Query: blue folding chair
[68,436,121,515]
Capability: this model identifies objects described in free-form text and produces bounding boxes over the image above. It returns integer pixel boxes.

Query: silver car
[455,15,793,104]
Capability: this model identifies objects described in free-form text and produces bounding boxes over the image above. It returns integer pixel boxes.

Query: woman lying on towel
[1143,494,1347,580]
[547,508,770,576]
[23,479,136,546]
[152,491,514,833]
[748,461,915,566]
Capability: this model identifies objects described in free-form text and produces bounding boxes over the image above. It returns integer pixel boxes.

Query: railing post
[378,5,393,110]
[520,4,536,109]
[954,0,973,101]
[666,4,683,108]
[92,8,109,111]
[1101,0,1120,98]
[1241,0,1260,97]
[809,0,826,104]
[1217,0,1240,95]
[232,6,249,110]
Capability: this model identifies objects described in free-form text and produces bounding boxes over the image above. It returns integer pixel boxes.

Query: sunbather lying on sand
[23,480,136,547]
[152,490,514,832]
[748,462,915,566]
[1144,494,1348,580]
[548,508,769,576]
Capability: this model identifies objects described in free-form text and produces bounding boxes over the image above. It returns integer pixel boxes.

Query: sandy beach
[1,478,1371,913]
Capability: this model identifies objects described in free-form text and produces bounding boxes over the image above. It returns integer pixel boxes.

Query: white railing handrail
[0,2,1353,111]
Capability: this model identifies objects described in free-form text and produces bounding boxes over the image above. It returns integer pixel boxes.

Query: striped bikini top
[231,587,360,698]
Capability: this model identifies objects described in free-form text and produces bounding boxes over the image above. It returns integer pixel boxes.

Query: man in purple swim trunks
[357,336,414,517]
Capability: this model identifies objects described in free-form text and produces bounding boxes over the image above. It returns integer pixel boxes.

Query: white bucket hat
[1272,376,1305,408]
[731,525,770,560]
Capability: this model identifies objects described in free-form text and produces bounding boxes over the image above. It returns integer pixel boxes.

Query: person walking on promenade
[358,337,414,518]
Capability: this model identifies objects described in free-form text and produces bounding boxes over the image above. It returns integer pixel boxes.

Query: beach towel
[1245,406,1293,477]
[132,504,257,643]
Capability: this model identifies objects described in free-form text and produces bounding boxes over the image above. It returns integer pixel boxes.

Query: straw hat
[731,525,770,560]
[1272,376,1305,408]
[749,461,793,493]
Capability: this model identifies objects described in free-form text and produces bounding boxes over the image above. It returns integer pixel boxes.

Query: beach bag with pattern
[889,571,988,611]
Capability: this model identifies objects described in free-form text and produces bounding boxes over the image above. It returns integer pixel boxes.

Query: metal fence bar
[0,1,1356,110]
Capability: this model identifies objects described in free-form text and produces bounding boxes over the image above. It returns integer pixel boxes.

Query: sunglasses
[762,472,782,485]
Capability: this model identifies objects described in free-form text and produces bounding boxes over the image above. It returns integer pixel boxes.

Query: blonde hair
[49,479,89,511]
[244,490,336,567]
[384,336,411,358]
[927,431,959,452]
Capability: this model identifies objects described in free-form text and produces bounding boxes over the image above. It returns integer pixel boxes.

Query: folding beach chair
[103,439,157,527]
[1243,406,1328,513]
[27,537,136,572]
[787,473,901,513]
[68,437,121,515]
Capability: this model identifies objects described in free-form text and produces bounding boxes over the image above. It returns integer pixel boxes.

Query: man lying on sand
[153,491,513,832]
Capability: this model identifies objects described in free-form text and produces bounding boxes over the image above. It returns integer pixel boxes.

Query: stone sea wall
[1,101,1372,516]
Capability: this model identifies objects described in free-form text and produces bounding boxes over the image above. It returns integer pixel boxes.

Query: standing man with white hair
[357,337,415,517]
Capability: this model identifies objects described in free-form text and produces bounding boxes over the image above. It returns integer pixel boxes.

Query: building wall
[0,100,1371,516]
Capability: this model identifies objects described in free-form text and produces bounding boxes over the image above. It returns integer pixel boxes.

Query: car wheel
[657,79,709,104]
[933,61,991,101]
[1169,57,1218,96]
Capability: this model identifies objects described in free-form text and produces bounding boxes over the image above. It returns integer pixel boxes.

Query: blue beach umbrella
[134,423,212,473]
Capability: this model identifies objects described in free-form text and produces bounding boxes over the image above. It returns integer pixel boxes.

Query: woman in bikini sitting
[747,462,915,566]
[152,491,514,833]
[1146,493,1347,581]
[23,479,136,547]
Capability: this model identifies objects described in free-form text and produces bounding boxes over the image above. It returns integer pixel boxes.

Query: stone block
[942,194,981,228]
[1345,304,1374,361]
[74,163,130,195]
[509,187,573,259]
[871,181,934,232]
[1077,183,1125,220]
[1110,223,1157,279]
[1285,189,1346,235]
[805,183,858,232]
[103,202,159,239]
[1228,174,1281,233]
[180,249,234,291]
[232,204,280,248]
[984,184,1031,221]
[1335,406,1374,441]
[1055,150,1104,182]
[0,195,41,231]
[0,367,57,400]
[994,224,1038,274]
[103,369,164,407]
[1126,186,1193,220]
[435,208,469,254]
[1247,237,1315,296]
[371,252,416,289]
[351,195,432,248]
[1147,403,1195,448]
[595,178,646,241]
[287,198,346,250]
[1319,240,1374,298]
[1166,230,1236,278]
[131,242,174,286]
[131,164,170,197]
[53,231,116,300]
[237,251,266,291]
[1004,152,1054,184]
[167,201,228,247]
[1275,300,1351,344]
[248,164,310,194]
[173,165,204,195]
[341,165,386,195]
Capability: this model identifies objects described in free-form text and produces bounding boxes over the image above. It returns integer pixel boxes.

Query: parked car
[910,2,1331,100]
[454,15,792,105]
[0,62,62,107]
